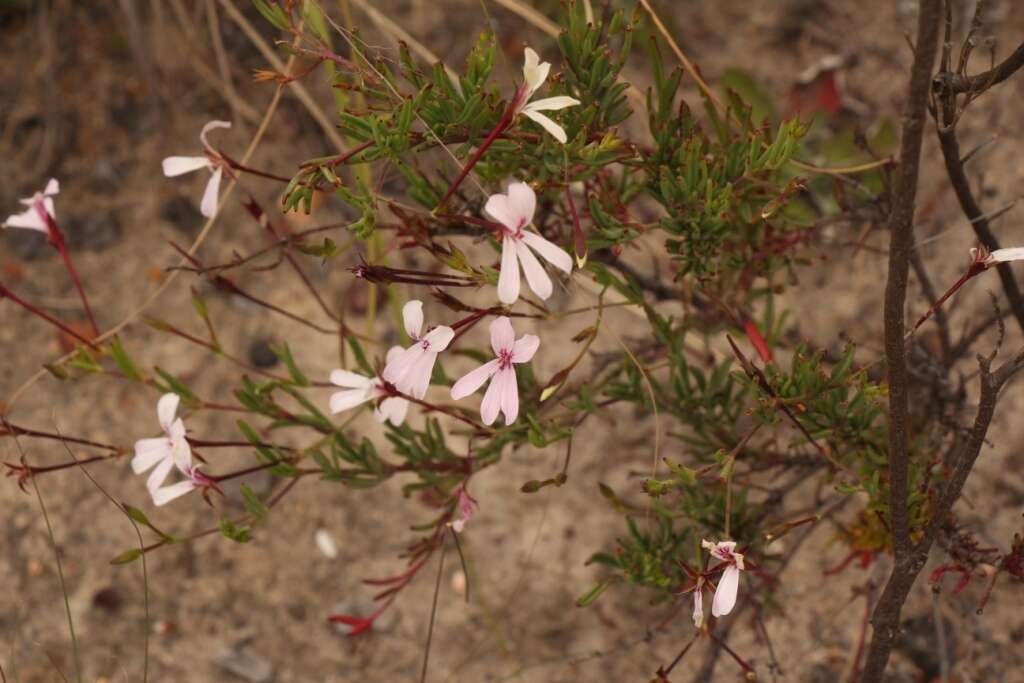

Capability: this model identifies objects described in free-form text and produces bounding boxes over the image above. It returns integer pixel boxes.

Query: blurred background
[2,1,1023,681]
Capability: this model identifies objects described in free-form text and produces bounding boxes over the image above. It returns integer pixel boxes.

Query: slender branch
[935,122,1024,337]
[862,1,942,679]
[944,41,1024,94]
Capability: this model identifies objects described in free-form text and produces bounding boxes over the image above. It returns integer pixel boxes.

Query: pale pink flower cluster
[131,394,208,506]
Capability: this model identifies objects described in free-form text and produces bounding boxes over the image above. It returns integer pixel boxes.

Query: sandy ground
[2,1,1024,681]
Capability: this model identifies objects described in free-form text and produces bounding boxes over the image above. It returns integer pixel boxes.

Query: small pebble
[450,570,467,595]
[315,528,338,559]
[248,339,279,368]
[212,643,274,683]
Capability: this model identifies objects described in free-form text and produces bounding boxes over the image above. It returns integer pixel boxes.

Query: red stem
[0,283,99,349]
[42,210,99,336]
[434,104,515,212]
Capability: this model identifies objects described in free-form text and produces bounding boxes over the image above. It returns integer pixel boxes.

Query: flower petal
[329,388,373,414]
[423,325,455,352]
[407,352,437,399]
[484,192,519,231]
[2,207,48,232]
[498,236,521,304]
[511,334,540,363]
[199,120,232,149]
[43,178,60,196]
[451,359,500,400]
[170,429,193,471]
[989,247,1024,263]
[375,397,409,426]
[711,565,740,617]
[506,182,536,228]
[499,366,519,424]
[132,438,171,474]
[521,109,568,144]
[403,300,424,339]
[199,167,223,218]
[146,456,175,495]
[521,231,573,274]
[157,393,180,433]
[515,237,553,300]
[330,369,373,389]
[522,47,550,97]
[383,344,425,388]
[479,369,504,426]
[152,479,196,506]
[524,96,580,112]
[489,316,515,355]
[162,156,210,177]
[385,345,404,366]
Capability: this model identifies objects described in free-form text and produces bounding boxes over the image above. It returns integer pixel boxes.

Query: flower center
[498,347,514,370]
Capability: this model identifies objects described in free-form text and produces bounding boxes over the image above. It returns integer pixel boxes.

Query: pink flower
[485,182,573,304]
[132,393,202,506]
[162,120,232,218]
[702,539,745,617]
[382,300,455,399]
[450,317,539,425]
[514,48,581,144]
[451,485,478,533]
[329,346,409,426]
[2,178,59,235]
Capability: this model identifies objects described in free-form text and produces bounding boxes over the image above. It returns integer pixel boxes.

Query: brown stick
[944,41,1024,94]
[863,0,943,679]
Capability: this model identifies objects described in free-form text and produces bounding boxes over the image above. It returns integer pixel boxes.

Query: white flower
[162,120,232,218]
[382,300,455,399]
[329,346,409,426]
[450,316,539,425]
[132,393,202,506]
[973,246,1024,267]
[702,539,745,617]
[2,178,59,235]
[485,181,573,304]
[514,47,581,144]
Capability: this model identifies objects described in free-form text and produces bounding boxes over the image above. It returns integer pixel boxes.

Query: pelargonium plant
[3,1,1024,681]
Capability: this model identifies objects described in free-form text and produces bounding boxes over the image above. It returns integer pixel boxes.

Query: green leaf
[110,548,142,565]
[109,336,141,381]
[240,484,268,521]
[272,343,310,386]
[122,504,151,527]
[576,579,613,607]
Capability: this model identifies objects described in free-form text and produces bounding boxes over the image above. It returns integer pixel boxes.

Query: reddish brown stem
[434,105,515,212]
[0,283,99,349]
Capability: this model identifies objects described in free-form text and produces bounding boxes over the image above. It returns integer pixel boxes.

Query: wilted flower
[514,48,581,144]
[382,300,455,399]
[329,346,409,426]
[692,576,705,627]
[451,485,478,533]
[485,182,573,304]
[162,120,232,218]
[2,178,59,236]
[132,393,204,506]
[702,539,745,617]
[450,316,539,425]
